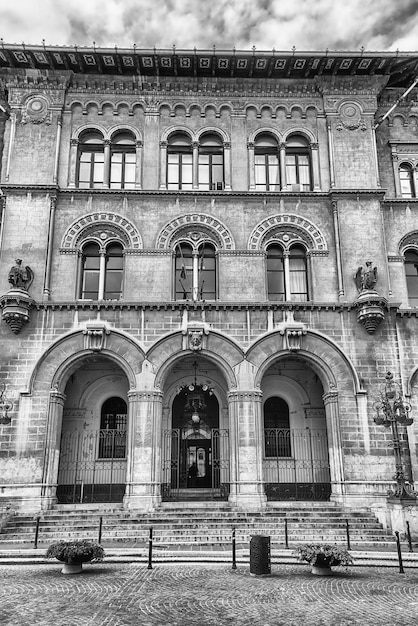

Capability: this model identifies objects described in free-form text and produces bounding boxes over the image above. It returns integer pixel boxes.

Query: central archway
[160,354,230,501]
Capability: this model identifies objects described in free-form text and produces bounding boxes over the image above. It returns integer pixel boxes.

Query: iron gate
[263,428,331,500]
[56,429,127,503]
[162,428,230,500]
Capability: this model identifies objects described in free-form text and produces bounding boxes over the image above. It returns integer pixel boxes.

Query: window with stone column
[79,240,124,300]
[76,130,105,188]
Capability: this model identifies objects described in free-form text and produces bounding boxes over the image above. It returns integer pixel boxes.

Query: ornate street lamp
[373,371,416,501]
[177,361,213,429]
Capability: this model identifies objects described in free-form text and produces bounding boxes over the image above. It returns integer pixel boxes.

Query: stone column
[41,388,66,510]
[323,391,345,500]
[103,139,111,189]
[310,142,321,191]
[159,141,167,189]
[135,139,143,189]
[247,141,255,190]
[124,389,163,511]
[279,142,287,190]
[68,138,78,188]
[224,141,232,190]
[192,141,199,189]
[227,390,266,509]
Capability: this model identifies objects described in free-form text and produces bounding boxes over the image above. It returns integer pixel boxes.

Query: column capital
[228,389,263,402]
[322,390,338,405]
[128,389,163,402]
[49,389,66,405]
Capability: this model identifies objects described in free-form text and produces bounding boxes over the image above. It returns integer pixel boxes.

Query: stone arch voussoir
[156,213,235,250]
[248,214,328,252]
[61,212,143,251]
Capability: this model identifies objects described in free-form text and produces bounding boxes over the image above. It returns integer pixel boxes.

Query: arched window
[399,163,415,198]
[80,242,124,300]
[167,132,193,190]
[289,245,309,301]
[174,242,217,301]
[255,133,280,191]
[264,397,291,457]
[267,244,285,301]
[110,132,136,189]
[198,133,224,190]
[285,134,311,191]
[266,243,308,301]
[405,249,418,306]
[77,131,105,188]
[98,397,127,459]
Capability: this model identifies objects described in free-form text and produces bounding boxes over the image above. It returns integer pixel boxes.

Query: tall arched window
[255,133,280,191]
[77,131,105,188]
[264,397,291,457]
[267,244,285,301]
[266,243,308,301]
[405,249,418,306]
[399,163,415,198]
[285,134,311,191]
[80,242,124,300]
[110,132,136,189]
[99,397,127,459]
[167,132,193,190]
[198,133,224,190]
[175,242,217,301]
[289,245,309,301]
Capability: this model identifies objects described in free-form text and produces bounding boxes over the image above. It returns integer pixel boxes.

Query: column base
[229,490,267,511]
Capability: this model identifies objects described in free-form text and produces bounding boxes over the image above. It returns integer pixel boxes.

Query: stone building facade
[0,45,418,531]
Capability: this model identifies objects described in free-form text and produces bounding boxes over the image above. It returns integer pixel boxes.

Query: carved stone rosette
[0,288,35,334]
[354,290,387,334]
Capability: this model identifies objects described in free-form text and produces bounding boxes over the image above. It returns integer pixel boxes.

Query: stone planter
[61,562,83,575]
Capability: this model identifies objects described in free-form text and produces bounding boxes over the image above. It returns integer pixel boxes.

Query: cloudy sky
[2,0,418,52]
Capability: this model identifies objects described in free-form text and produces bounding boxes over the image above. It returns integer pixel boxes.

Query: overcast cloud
[2,0,418,51]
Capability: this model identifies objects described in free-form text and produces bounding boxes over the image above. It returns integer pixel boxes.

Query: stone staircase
[0,502,396,549]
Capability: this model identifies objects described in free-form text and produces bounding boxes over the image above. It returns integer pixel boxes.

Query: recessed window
[285,134,311,191]
[405,249,418,306]
[198,133,224,190]
[167,132,193,190]
[175,242,217,301]
[98,397,127,459]
[80,242,124,300]
[264,397,291,457]
[266,243,308,301]
[255,133,280,191]
[110,132,136,190]
[399,163,415,198]
[77,131,105,189]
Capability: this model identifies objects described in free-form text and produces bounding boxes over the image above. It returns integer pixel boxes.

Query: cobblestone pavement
[1,562,418,626]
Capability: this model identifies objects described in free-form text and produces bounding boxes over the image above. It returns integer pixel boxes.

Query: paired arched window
[251,132,313,191]
[98,397,127,459]
[405,249,418,306]
[255,133,280,191]
[80,242,124,300]
[77,131,105,189]
[76,130,138,189]
[264,396,291,457]
[174,242,217,300]
[167,131,225,190]
[267,243,309,301]
[399,163,416,198]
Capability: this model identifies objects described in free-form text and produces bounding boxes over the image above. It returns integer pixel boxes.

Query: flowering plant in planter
[294,543,353,568]
[46,540,104,574]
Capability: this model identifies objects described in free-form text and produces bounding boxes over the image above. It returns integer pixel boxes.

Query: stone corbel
[276,311,307,351]
[0,289,35,334]
[182,323,210,351]
[83,323,111,351]
[354,291,388,334]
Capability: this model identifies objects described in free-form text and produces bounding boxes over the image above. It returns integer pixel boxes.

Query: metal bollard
[232,528,237,570]
[395,531,405,574]
[406,521,413,553]
[147,526,153,570]
[284,518,289,549]
[98,516,103,544]
[250,535,271,576]
[33,516,40,549]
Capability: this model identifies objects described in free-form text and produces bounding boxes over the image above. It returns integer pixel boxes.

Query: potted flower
[294,543,353,576]
[46,539,104,575]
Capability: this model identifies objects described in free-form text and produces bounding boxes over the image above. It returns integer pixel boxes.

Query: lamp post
[373,371,416,501]
[0,383,12,425]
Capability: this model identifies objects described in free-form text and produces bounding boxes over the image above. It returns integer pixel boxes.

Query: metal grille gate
[263,428,331,501]
[56,429,127,503]
[162,428,230,500]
